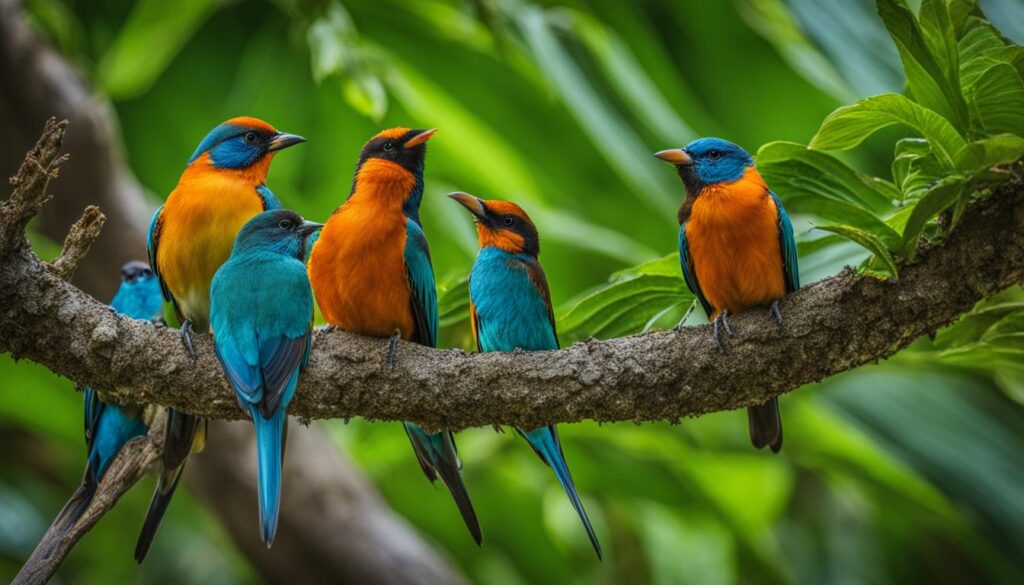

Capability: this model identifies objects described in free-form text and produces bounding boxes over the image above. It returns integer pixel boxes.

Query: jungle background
[1,0,1023,583]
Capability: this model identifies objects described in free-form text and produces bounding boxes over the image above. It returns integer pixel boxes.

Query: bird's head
[655,137,754,195]
[351,128,436,213]
[449,193,540,257]
[120,260,155,285]
[113,260,163,320]
[188,117,305,175]
[233,209,324,260]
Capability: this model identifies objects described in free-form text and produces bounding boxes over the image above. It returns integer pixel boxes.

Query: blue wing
[770,192,800,294]
[678,224,714,317]
[146,206,173,304]
[257,185,283,211]
[403,219,438,348]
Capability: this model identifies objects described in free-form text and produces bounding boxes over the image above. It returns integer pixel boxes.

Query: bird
[450,193,602,558]
[307,127,482,544]
[655,137,799,453]
[35,261,162,553]
[210,209,321,547]
[140,117,305,560]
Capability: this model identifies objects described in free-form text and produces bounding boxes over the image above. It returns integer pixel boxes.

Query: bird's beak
[654,149,692,165]
[268,132,306,152]
[404,128,437,148]
[298,220,324,237]
[449,192,488,221]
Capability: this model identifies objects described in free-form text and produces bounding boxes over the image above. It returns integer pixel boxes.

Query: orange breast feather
[685,167,785,316]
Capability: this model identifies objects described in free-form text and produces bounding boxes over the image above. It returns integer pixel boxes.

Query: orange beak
[404,128,437,148]
[654,149,693,165]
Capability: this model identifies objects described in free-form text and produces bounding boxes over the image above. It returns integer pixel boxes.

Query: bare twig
[49,205,106,281]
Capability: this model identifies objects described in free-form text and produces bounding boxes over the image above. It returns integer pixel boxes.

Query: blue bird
[210,209,321,547]
[450,193,602,559]
[45,261,162,546]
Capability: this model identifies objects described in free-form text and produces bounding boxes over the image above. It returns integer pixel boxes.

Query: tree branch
[2,121,1022,432]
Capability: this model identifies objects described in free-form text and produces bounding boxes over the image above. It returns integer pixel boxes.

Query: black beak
[268,132,306,152]
[298,220,324,237]
[449,192,488,221]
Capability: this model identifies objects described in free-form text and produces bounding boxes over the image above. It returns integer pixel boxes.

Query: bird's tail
[135,409,203,562]
[747,398,783,453]
[519,425,602,558]
[403,422,482,544]
[253,406,288,548]
[12,474,96,584]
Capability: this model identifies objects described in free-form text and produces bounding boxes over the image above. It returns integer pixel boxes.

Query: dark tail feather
[519,426,602,559]
[747,398,783,453]
[134,464,184,563]
[403,423,482,544]
[13,476,96,584]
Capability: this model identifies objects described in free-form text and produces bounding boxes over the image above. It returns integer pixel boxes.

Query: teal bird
[450,192,602,558]
[44,262,162,547]
[210,209,321,546]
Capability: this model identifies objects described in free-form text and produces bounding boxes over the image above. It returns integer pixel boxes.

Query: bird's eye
[503,216,515,226]
[279,219,293,230]
[244,131,259,144]
[383,141,395,152]
[142,268,152,277]
[708,150,721,159]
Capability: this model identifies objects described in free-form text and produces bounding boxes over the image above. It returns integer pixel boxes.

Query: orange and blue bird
[141,117,304,560]
[307,127,482,544]
[655,138,798,453]
[211,209,321,547]
[450,193,602,558]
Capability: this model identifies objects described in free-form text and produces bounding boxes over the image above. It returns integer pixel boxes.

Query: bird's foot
[180,320,197,361]
[769,300,783,330]
[712,310,735,348]
[386,331,400,372]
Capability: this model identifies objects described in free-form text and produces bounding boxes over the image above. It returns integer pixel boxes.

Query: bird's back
[471,248,557,352]
[309,199,415,339]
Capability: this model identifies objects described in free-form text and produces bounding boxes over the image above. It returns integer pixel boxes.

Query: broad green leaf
[947,0,979,37]
[810,93,967,169]
[877,0,969,131]
[892,138,944,199]
[815,224,900,277]
[437,276,471,328]
[958,16,1009,90]
[955,134,1024,171]
[901,175,965,258]
[758,141,895,210]
[968,63,1024,135]
[97,0,226,99]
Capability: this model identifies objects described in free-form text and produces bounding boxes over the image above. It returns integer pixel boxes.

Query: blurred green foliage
[3,0,1024,583]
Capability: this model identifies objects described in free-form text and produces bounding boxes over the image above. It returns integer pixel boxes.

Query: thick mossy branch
[1,122,1023,431]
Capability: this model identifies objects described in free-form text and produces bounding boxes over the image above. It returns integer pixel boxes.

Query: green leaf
[307,2,388,121]
[814,224,900,278]
[901,175,965,258]
[758,141,896,210]
[968,63,1024,136]
[958,17,1009,91]
[810,93,968,169]
[892,138,944,199]
[876,0,969,131]
[97,0,226,99]
[946,0,979,37]
[955,134,1024,171]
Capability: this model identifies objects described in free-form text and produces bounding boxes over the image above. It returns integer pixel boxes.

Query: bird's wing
[146,206,173,304]
[770,191,800,293]
[523,256,561,349]
[256,331,310,417]
[82,387,103,458]
[678,224,714,316]
[403,219,438,348]
[257,185,283,211]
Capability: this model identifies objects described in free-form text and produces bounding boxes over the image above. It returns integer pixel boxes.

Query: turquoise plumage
[210,209,321,547]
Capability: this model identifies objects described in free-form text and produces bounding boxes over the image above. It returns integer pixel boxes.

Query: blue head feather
[110,261,164,321]
[189,122,271,169]
[670,137,755,195]
[231,210,323,260]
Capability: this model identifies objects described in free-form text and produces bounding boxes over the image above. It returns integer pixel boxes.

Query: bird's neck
[182,152,273,188]
[348,158,424,222]
[678,166,766,224]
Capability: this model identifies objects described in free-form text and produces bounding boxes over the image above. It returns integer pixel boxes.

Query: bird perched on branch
[308,127,482,544]
[655,138,799,453]
[210,209,320,547]
[450,193,602,558]
[142,117,304,560]
[36,261,162,554]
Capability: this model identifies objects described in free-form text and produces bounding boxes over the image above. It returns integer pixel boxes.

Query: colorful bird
[450,193,602,558]
[655,138,799,453]
[210,209,320,547]
[41,261,162,548]
[140,117,304,560]
[307,127,482,543]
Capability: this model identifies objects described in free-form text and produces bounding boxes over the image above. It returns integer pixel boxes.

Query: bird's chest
[685,191,785,315]
[308,206,414,339]
[158,187,264,328]
[470,252,555,352]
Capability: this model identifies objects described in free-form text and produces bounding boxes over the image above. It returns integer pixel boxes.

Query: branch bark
[2,121,1023,432]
